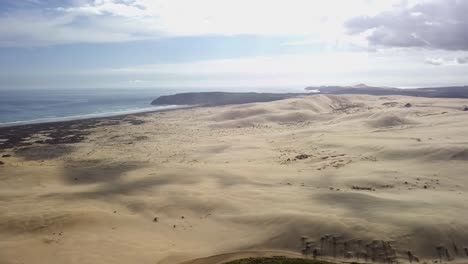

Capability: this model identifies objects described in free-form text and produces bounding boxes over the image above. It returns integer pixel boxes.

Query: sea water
[0,86,305,126]
[0,88,183,126]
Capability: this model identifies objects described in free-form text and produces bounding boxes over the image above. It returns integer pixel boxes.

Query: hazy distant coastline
[3,85,468,128]
[305,84,468,98]
[149,85,468,107]
[151,92,303,106]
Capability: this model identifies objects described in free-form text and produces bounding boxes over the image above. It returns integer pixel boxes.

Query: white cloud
[59,0,148,17]
[456,57,468,64]
[4,47,468,89]
[425,57,448,66]
[0,0,416,47]
[5,0,466,52]
[0,10,165,46]
[426,56,468,66]
[127,0,418,48]
[346,0,468,50]
[84,48,468,87]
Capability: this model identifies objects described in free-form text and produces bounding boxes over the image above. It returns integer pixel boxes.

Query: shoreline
[4,85,468,129]
[0,104,191,128]
[0,104,196,150]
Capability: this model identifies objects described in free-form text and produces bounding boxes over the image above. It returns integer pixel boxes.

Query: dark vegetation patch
[351,186,375,191]
[14,145,75,161]
[295,154,312,160]
[0,115,147,150]
[134,135,149,141]
[225,257,330,264]
[126,119,146,125]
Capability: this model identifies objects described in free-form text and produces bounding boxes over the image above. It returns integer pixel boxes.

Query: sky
[0,0,467,89]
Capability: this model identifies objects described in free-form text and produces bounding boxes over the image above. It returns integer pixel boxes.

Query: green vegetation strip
[225,257,332,264]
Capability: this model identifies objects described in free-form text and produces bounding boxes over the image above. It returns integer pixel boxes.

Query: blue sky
[1,0,468,89]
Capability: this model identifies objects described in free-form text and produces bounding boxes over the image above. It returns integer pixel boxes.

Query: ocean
[0,88,185,126]
[0,87,306,126]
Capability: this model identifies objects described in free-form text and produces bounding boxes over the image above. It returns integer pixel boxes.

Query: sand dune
[367,114,415,128]
[1,94,468,264]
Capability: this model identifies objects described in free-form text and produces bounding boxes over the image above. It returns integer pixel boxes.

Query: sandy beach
[1,94,468,264]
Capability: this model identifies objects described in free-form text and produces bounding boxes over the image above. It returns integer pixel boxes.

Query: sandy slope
[1,94,468,264]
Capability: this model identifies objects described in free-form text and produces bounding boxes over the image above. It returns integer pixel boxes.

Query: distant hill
[151,92,301,106]
[305,85,468,98]
[150,86,468,107]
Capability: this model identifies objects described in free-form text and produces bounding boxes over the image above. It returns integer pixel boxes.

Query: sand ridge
[1,94,468,264]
